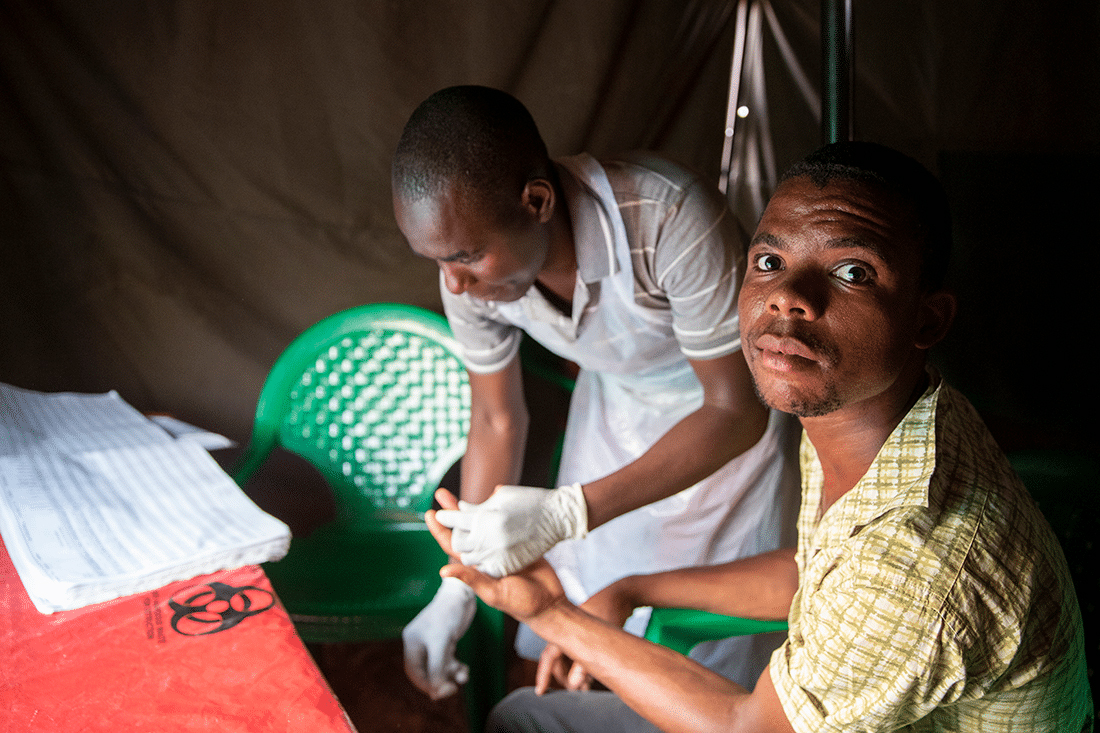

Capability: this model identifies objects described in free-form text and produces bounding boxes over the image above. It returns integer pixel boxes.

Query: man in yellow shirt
[428,141,1093,732]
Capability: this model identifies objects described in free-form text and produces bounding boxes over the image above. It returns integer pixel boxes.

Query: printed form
[0,382,290,613]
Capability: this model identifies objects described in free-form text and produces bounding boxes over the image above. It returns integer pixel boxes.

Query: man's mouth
[754,333,819,362]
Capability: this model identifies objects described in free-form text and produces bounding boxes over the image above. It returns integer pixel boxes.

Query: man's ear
[915,290,957,350]
[522,179,555,224]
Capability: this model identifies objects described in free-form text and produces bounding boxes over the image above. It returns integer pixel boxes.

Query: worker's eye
[832,262,874,284]
[444,250,483,266]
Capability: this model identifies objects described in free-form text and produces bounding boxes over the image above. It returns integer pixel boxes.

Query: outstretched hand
[426,489,568,624]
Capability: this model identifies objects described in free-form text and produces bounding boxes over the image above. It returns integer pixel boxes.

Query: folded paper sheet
[0,382,290,613]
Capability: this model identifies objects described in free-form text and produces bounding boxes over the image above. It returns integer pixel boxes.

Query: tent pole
[821,0,853,143]
[719,0,751,194]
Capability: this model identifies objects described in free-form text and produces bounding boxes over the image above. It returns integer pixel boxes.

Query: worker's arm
[429,506,796,733]
[459,355,528,505]
[584,349,768,527]
[437,349,770,575]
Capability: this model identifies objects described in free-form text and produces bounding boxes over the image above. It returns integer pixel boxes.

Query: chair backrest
[1009,448,1098,703]
[233,304,470,523]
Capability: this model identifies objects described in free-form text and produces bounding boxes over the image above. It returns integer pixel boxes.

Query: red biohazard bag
[0,537,355,732]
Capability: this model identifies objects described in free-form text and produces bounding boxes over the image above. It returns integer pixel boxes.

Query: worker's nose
[764,269,826,321]
[441,263,474,295]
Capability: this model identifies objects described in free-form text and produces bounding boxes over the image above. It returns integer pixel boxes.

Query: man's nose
[765,269,825,320]
[441,262,474,295]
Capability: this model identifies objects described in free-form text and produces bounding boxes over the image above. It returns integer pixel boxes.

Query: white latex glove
[401,576,477,700]
[435,483,588,577]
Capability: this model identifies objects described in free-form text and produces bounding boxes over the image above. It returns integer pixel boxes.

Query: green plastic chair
[232,303,506,732]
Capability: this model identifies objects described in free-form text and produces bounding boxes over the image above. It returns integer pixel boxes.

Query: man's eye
[754,254,783,272]
[833,263,872,284]
[448,251,481,266]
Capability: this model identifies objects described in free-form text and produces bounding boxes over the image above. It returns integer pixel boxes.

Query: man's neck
[535,196,578,311]
[800,364,930,514]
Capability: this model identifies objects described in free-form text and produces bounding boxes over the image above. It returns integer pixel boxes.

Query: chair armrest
[643,608,788,656]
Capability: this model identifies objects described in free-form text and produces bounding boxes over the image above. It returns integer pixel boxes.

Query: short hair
[781,141,952,291]
[392,86,553,225]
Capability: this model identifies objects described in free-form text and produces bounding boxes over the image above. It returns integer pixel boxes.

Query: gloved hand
[402,576,477,700]
[435,483,588,577]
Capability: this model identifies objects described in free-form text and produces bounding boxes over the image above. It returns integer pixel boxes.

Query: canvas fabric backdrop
[2,0,1097,448]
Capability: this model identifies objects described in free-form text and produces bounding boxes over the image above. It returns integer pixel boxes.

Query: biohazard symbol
[168,581,275,636]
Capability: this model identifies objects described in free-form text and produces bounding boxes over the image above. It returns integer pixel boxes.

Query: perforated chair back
[232,304,506,732]
[233,303,470,522]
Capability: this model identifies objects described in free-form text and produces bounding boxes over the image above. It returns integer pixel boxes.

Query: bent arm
[583,350,769,528]
[428,499,796,732]
[595,548,799,623]
[461,355,528,504]
[533,602,796,733]
[437,548,796,733]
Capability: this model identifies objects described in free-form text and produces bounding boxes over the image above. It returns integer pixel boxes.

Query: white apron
[495,156,800,687]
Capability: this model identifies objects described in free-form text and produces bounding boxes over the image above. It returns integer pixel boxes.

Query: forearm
[612,548,798,621]
[530,602,755,733]
[584,399,768,528]
[461,361,529,504]
[460,411,527,503]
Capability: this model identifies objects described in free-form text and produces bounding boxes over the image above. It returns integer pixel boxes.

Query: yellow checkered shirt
[770,376,1093,732]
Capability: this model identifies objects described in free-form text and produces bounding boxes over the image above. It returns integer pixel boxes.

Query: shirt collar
[555,154,619,284]
[805,369,944,535]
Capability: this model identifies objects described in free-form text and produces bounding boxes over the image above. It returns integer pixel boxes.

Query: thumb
[439,564,502,606]
[440,563,486,588]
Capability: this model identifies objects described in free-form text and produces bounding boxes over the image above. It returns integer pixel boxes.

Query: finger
[435,487,460,510]
[403,641,429,689]
[433,508,474,531]
[465,552,507,579]
[567,661,592,691]
[424,641,458,701]
[535,644,562,695]
[429,679,457,701]
[439,564,507,613]
[425,510,456,556]
[407,649,448,700]
[447,658,470,686]
[449,527,476,555]
[439,563,487,592]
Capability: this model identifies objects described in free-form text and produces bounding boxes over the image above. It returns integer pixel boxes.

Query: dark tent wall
[2,0,1098,450]
[0,1,748,440]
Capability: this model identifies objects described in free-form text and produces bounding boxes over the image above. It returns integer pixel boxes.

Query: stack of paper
[0,382,290,613]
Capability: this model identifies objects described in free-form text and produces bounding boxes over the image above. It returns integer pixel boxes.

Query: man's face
[739,175,930,418]
[393,180,549,303]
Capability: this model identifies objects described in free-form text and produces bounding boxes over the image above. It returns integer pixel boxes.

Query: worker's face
[739,175,951,418]
[394,179,551,303]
